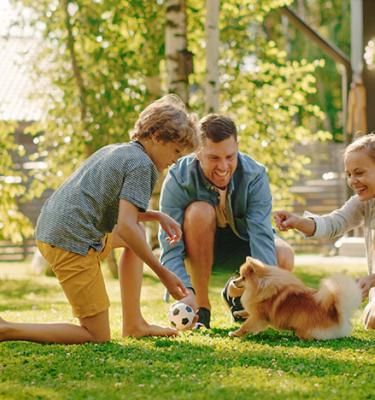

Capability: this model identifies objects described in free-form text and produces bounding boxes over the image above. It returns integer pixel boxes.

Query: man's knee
[275,238,294,271]
[184,202,216,232]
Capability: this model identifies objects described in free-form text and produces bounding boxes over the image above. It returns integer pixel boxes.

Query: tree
[205,0,220,112]
[165,0,191,103]
[0,121,33,241]
[7,0,330,244]
[188,0,330,206]
[265,0,350,141]
[15,0,165,198]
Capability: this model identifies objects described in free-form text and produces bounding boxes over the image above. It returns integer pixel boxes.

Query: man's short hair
[199,114,237,143]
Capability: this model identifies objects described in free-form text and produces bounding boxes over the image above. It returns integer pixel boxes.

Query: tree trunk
[165,0,191,104]
[205,0,220,113]
[106,249,118,279]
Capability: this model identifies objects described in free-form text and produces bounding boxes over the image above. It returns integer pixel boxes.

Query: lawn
[1,258,374,400]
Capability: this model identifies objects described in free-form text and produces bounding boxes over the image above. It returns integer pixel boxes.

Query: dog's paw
[227,281,244,298]
[228,330,242,337]
[233,310,249,319]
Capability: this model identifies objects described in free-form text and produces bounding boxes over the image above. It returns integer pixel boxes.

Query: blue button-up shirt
[159,152,277,288]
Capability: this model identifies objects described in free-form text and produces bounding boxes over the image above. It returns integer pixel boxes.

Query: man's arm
[245,169,277,265]
[159,172,193,288]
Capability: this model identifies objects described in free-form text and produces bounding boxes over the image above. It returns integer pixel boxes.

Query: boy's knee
[91,333,111,343]
[85,328,111,343]
[80,310,111,343]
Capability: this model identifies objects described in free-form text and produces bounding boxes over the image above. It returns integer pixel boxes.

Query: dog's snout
[233,276,245,288]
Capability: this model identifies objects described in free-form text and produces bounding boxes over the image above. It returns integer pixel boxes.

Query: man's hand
[158,212,182,246]
[363,288,375,329]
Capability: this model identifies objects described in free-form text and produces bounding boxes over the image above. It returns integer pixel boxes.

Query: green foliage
[267,0,350,141]
[1,260,374,399]
[0,122,33,241]
[7,0,333,234]
[188,0,331,206]
[15,0,165,195]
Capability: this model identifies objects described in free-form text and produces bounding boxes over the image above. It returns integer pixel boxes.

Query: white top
[304,195,375,275]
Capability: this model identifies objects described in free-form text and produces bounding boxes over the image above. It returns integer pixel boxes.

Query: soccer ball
[168,302,195,330]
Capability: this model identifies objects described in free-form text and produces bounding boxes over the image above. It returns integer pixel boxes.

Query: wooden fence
[0,239,35,261]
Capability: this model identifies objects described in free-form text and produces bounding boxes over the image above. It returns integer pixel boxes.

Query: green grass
[1,259,374,400]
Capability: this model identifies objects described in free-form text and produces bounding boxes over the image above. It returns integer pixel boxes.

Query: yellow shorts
[36,234,112,319]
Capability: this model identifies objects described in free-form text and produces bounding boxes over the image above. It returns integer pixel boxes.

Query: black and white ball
[168,302,195,330]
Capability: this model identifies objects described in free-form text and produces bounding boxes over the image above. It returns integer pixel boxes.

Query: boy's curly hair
[130,94,199,151]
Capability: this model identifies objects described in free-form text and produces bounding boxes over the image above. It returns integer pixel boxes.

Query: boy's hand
[180,290,199,327]
[363,288,375,329]
[357,274,375,299]
[159,268,189,300]
[158,212,182,246]
[180,290,198,312]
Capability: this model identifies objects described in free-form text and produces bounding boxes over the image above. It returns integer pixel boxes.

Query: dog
[228,256,362,340]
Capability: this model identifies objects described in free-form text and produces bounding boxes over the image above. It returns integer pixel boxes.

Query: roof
[0,0,47,122]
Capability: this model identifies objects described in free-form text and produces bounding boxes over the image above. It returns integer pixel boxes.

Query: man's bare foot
[123,321,178,338]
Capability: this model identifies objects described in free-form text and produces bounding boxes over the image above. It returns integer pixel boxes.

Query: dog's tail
[315,274,362,319]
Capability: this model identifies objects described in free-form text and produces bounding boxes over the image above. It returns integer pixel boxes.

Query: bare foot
[0,317,9,341]
[123,321,178,338]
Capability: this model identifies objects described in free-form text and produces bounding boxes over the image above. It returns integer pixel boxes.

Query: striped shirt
[36,141,158,255]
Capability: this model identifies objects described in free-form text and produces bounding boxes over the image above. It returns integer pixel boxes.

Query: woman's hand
[273,210,301,231]
[273,210,316,236]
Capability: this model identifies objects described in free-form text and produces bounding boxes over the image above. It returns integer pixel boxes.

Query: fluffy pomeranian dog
[229,256,362,340]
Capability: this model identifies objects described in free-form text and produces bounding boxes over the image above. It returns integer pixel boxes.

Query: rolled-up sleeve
[304,195,364,239]
[245,169,277,265]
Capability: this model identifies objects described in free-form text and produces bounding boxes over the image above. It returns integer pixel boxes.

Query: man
[159,114,293,328]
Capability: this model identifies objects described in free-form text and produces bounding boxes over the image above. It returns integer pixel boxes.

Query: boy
[0,94,199,344]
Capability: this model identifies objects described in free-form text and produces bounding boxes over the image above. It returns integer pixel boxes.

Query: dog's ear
[246,256,265,275]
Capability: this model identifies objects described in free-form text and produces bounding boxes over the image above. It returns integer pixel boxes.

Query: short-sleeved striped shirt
[35,141,159,255]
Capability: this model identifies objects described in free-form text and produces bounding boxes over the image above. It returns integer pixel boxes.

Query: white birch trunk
[165,0,189,104]
[205,0,220,113]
